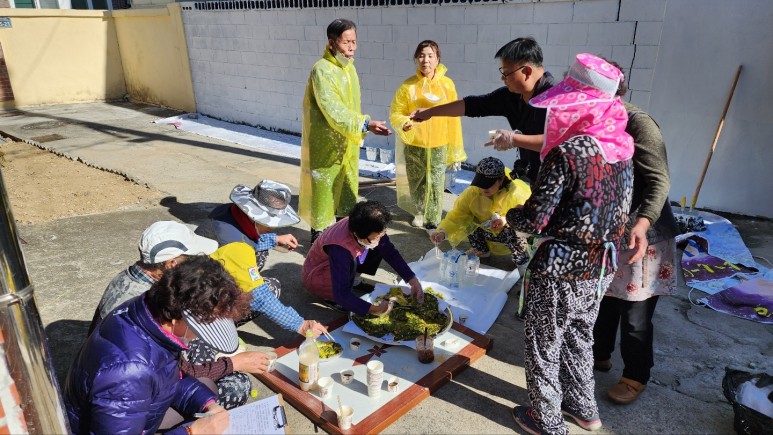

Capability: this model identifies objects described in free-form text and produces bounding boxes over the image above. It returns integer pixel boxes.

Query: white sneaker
[411,215,424,228]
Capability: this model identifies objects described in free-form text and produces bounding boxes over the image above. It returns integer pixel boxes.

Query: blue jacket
[64,296,216,434]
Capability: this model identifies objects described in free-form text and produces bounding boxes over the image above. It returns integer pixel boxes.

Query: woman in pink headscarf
[505,54,635,435]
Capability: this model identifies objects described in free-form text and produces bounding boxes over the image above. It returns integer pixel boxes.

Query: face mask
[421,79,445,103]
[358,239,379,250]
[335,51,352,67]
[174,322,190,347]
[423,92,441,102]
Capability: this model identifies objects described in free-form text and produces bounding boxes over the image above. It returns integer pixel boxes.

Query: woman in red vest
[302,201,423,315]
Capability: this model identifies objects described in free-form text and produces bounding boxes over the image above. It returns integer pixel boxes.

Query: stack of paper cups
[366,361,384,398]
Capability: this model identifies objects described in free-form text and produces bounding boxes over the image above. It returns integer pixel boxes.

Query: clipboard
[224,393,289,434]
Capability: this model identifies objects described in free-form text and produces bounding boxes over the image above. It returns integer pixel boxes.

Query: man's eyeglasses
[499,65,527,79]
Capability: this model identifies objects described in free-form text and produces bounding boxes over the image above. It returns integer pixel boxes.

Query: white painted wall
[179,0,773,219]
[182,0,661,167]
[648,0,773,218]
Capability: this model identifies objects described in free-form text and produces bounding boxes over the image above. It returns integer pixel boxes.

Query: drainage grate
[30,133,65,143]
[21,121,68,130]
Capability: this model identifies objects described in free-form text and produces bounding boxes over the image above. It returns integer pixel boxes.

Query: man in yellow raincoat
[299,18,391,243]
[430,157,531,264]
[390,40,465,230]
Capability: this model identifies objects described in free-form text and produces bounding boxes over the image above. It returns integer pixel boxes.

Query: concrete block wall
[182,0,664,165]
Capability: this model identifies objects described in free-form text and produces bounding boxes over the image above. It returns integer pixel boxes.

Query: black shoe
[511,406,544,435]
[311,228,322,244]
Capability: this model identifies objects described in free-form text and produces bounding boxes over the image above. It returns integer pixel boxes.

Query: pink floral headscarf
[530,53,634,164]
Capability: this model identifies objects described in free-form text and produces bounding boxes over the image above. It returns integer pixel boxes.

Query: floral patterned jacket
[506,135,634,281]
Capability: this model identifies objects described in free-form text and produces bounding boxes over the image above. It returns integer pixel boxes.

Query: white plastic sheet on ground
[154,113,474,192]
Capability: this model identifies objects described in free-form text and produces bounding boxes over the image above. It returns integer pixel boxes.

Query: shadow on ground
[44,320,90,386]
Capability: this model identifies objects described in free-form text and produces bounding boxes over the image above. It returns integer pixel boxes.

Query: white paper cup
[340,369,354,385]
[349,337,361,351]
[266,351,277,372]
[379,148,393,164]
[488,130,497,140]
[317,376,333,399]
[366,360,384,398]
[337,405,354,430]
[387,376,399,393]
[365,146,378,161]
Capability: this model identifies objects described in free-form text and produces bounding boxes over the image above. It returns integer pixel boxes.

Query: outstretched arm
[410,99,465,122]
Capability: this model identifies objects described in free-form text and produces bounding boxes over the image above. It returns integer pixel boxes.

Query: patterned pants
[523,273,612,434]
[404,144,447,226]
[186,339,252,410]
[467,226,529,265]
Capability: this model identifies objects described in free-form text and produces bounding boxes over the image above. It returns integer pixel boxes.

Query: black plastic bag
[722,367,773,435]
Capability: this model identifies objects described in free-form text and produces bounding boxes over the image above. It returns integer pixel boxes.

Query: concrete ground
[2,102,772,434]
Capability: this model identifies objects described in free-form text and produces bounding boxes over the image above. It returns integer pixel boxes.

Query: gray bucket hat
[230,180,301,228]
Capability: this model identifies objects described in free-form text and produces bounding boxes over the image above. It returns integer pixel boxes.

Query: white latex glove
[484,129,522,151]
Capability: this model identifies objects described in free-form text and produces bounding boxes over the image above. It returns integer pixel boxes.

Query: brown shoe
[594,359,612,372]
[608,377,646,404]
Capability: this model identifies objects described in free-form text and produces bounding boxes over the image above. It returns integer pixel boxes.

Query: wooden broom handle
[691,65,743,209]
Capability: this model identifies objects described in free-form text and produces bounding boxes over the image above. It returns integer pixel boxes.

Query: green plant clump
[352,287,449,341]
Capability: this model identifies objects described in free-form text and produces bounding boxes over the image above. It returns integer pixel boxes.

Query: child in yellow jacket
[430,157,531,264]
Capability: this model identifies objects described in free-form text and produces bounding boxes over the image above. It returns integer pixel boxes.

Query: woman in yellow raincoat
[299,19,391,243]
[430,157,531,264]
[390,40,465,230]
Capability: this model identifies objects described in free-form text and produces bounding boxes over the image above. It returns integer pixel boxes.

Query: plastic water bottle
[440,251,450,285]
[465,254,480,284]
[448,251,464,288]
[457,252,467,286]
[298,330,319,391]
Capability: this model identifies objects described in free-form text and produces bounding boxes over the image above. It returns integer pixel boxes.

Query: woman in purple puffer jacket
[64,256,249,434]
